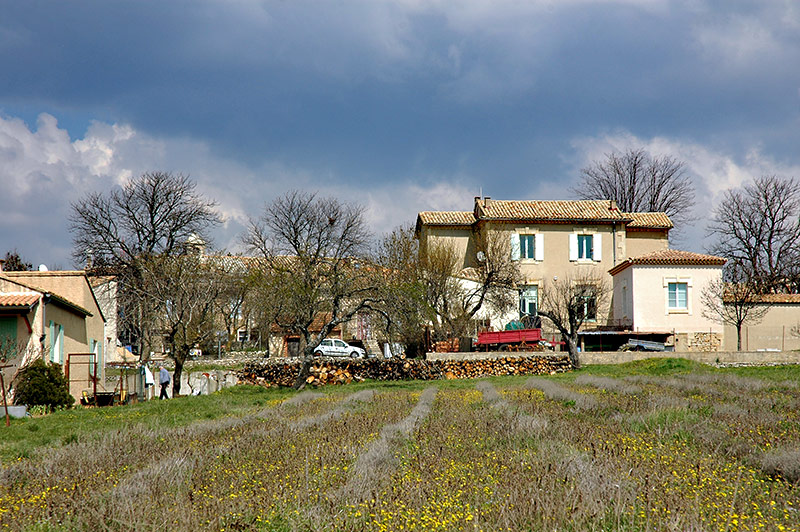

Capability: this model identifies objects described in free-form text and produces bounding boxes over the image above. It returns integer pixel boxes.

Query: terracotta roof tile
[0,294,40,308]
[623,212,674,229]
[476,200,629,222]
[609,249,726,275]
[751,293,800,304]
[417,211,476,226]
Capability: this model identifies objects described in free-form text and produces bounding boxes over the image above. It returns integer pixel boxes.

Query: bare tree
[243,191,379,388]
[70,172,221,357]
[419,232,520,341]
[708,175,800,294]
[537,269,610,368]
[701,262,769,351]
[137,253,226,395]
[373,225,428,355]
[574,148,695,228]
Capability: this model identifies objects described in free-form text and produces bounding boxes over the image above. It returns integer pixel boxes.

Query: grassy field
[1,359,798,531]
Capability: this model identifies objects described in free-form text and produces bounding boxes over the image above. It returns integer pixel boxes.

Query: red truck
[476,328,544,351]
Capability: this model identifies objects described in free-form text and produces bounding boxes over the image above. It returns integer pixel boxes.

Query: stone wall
[686,332,723,352]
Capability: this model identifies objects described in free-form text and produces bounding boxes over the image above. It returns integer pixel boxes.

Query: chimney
[484,197,493,209]
[609,199,618,212]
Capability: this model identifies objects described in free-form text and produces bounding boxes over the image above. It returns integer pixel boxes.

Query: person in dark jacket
[159,365,170,400]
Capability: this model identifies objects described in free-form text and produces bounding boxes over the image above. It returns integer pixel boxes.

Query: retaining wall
[579,350,800,366]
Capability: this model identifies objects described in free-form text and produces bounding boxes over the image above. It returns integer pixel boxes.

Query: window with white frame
[577,234,593,260]
[519,235,536,259]
[576,286,597,321]
[519,285,538,316]
[668,282,688,310]
[511,233,543,261]
[569,233,602,262]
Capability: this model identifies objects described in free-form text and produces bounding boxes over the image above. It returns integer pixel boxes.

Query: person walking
[159,365,171,400]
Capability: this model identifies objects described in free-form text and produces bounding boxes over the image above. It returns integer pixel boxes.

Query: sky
[1,0,799,268]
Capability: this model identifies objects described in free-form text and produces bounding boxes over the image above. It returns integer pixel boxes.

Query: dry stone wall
[239,354,572,387]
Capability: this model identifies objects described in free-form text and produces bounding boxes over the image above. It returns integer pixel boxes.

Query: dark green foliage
[13,359,74,410]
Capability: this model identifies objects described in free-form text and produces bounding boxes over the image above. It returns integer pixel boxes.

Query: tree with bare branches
[419,231,520,341]
[573,148,695,228]
[70,172,221,358]
[537,269,610,368]
[243,191,380,388]
[372,225,428,355]
[136,253,227,395]
[701,262,769,351]
[708,175,800,294]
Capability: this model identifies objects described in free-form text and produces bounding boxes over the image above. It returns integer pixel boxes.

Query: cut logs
[239,354,572,388]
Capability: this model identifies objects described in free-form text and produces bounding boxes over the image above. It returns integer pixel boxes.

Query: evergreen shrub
[13,359,74,410]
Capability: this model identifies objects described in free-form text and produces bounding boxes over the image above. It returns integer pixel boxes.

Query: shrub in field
[13,359,74,410]
[760,448,800,484]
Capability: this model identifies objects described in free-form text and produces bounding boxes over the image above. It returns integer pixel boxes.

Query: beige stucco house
[608,250,727,351]
[415,197,673,335]
[0,271,107,399]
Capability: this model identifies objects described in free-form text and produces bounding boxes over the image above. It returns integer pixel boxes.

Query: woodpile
[239,354,572,388]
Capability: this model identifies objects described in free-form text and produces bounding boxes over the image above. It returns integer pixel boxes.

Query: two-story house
[416,196,679,346]
[417,197,671,313]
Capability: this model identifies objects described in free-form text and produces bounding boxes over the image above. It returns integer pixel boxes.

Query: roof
[415,199,674,234]
[623,212,674,229]
[4,270,101,321]
[88,275,116,288]
[750,293,800,304]
[475,199,630,223]
[3,270,87,278]
[0,275,93,317]
[609,249,727,275]
[0,293,40,310]
[416,211,476,227]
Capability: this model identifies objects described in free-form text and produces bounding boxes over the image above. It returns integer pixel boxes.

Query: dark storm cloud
[1,1,799,264]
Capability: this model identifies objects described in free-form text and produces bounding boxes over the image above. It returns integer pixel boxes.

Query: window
[519,286,538,316]
[519,235,536,259]
[575,286,597,321]
[668,282,688,310]
[238,328,249,343]
[569,233,601,261]
[511,233,543,261]
[0,317,16,353]
[577,235,593,260]
[49,321,63,364]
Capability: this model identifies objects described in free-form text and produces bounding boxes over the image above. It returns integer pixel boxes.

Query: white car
[313,339,366,358]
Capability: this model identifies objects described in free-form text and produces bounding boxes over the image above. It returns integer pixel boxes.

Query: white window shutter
[534,233,544,261]
[569,234,578,261]
[510,233,520,261]
[594,233,602,261]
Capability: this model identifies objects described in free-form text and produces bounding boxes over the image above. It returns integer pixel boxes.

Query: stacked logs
[239,354,572,388]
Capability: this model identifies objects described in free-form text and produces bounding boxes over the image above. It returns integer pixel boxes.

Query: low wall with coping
[579,350,800,366]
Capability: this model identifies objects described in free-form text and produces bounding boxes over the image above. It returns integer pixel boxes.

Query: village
[2,3,800,529]
[1,171,798,410]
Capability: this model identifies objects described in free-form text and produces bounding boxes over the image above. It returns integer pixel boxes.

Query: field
[1,359,799,531]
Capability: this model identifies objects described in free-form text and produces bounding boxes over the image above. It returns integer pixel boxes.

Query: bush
[13,359,74,410]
